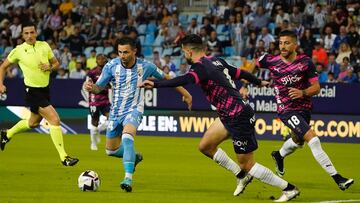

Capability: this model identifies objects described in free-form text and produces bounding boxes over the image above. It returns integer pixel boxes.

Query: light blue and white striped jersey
[96,57,164,119]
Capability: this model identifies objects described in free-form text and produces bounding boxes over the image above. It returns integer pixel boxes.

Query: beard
[281,50,294,58]
[185,57,194,65]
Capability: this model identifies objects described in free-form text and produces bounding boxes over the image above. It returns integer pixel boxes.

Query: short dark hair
[180,34,204,51]
[279,30,297,40]
[21,21,36,32]
[116,37,136,49]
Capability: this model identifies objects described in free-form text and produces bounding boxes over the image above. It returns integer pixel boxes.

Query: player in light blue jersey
[85,37,192,192]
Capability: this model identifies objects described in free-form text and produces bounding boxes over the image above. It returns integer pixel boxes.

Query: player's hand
[260,80,270,87]
[84,78,94,92]
[138,80,154,88]
[289,87,303,99]
[0,83,6,94]
[39,62,51,72]
[182,94,192,111]
[239,86,249,100]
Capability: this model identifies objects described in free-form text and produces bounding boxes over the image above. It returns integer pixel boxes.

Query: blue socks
[122,133,135,177]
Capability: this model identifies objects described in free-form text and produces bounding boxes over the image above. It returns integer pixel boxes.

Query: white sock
[98,120,109,132]
[308,137,337,176]
[213,148,241,176]
[248,163,288,190]
[125,172,133,180]
[90,126,98,145]
[279,138,301,157]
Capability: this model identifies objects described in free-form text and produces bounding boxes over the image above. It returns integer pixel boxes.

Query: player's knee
[198,142,214,155]
[28,122,40,128]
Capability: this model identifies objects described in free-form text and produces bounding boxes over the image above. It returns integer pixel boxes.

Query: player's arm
[48,57,60,71]
[289,60,320,99]
[0,58,12,93]
[85,64,111,94]
[163,74,193,110]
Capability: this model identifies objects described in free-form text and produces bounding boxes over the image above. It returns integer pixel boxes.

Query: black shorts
[25,86,50,114]
[279,110,311,139]
[89,104,110,120]
[223,105,258,154]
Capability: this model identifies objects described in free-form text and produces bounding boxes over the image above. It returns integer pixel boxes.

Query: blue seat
[268,22,276,35]
[146,23,157,34]
[143,34,155,46]
[153,35,165,46]
[224,46,236,56]
[162,47,173,57]
[103,46,114,55]
[84,46,94,58]
[95,46,104,54]
[179,14,188,25]
[143,46,153,57]
[216,24,225,34]
[137,24,147,35]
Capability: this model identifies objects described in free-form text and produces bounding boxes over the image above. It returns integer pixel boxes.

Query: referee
[0,22,78,166]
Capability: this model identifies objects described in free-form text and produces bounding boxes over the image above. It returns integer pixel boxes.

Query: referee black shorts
[24,86,51,114]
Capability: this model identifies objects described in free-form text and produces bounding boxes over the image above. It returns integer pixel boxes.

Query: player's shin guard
[122,133,135,179]
[248,162,288,190]
[49,125,68,161]
[7,120,31,139]
[279,138,301,157]
[106,144,124,158]
[308,137,337,176]
[213,148,241,176]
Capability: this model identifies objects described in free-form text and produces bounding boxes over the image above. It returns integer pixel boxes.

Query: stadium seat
[218,34,227,42]
[179,13,188,25]
[187,13,198,22]
[216,24,225,34]
[162,47,173,57]
[103,46,114,55]
[268,22,276,35]
[84,46,94,58]
[146,23,157,35]
[143,46,153,57]
[139,35,145,45]
[143,34,155,46]
[153,35,165,47]
[95,46,104,54]
[137,24,147,35]
[224,46,236,56]
[173,57,181,70]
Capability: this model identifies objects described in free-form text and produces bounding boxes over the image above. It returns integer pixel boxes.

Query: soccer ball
[78,170,100,191]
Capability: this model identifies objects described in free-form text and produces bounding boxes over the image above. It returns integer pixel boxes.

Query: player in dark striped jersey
[86,54,110,150]
[256,30,353,191]
[140,34,300,202]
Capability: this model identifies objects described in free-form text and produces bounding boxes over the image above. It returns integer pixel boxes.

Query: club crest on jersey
[137,64,143,77]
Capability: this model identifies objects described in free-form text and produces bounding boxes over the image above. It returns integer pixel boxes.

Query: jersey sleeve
[148,62,165,80]
[7,47,19,64]
[305,59,319,83]
[256,54,269,69]
[45,42,55,59]
[188,63,207,84]
[96,63,112,88]
[217,58,244,80]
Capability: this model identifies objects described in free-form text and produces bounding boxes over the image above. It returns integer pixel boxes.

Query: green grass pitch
[0,133,359,203]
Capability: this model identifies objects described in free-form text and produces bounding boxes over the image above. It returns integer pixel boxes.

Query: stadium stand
[0,0,359,81]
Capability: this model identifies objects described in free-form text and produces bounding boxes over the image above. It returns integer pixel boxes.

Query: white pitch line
[304,200,360,203]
